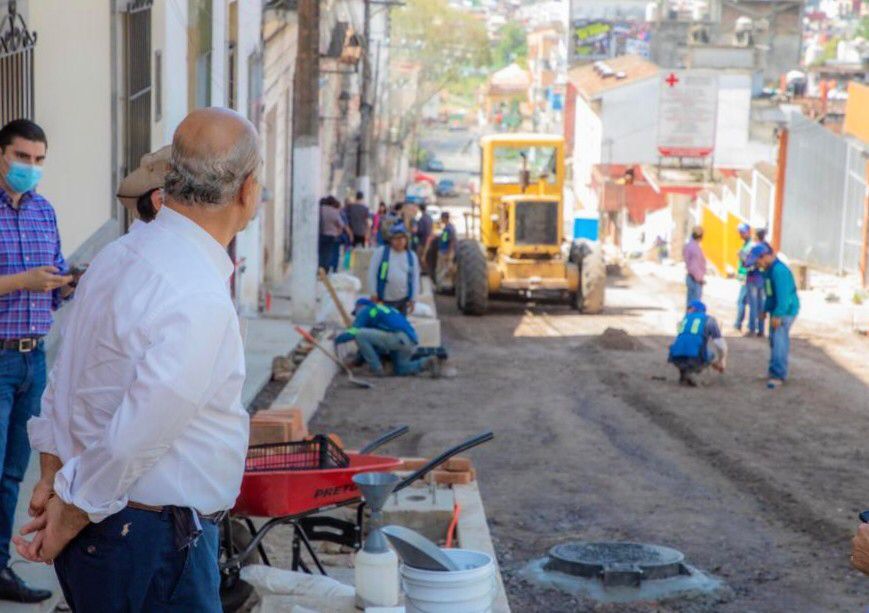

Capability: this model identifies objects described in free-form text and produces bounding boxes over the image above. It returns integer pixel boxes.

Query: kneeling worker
[336,299,440,377]
[668,300,727,386]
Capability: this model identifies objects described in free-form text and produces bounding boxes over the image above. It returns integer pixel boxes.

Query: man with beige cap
[15,108,260,611]
[116,145,170,225]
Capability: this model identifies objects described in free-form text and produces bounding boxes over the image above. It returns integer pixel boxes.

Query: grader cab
[454,133,605,315]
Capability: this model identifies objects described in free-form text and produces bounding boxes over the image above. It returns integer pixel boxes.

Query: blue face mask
[5,161,43,194]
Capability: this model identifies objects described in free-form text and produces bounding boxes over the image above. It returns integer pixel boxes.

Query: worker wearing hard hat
[116,145,170,228]
[368,222,421,315]
[667,300,727,387]
[745,243,799,389]
[336,298,444,377]
[734,223,765,336]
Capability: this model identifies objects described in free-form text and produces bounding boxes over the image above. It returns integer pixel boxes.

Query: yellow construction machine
[453,133,605,315]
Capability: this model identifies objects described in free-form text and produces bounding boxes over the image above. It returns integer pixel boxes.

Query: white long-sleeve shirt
[28,206,249,522]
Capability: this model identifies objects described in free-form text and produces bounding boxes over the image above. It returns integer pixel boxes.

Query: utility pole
[355,0,372,203]
[290,0,320,323]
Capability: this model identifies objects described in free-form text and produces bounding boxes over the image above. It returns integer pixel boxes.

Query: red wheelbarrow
[219,427,494,611]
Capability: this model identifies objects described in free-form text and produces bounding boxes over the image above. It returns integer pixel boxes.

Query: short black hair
[419,203,427,212]
[0,119,47,150]
[356,191,364,200]
[136,189,159,223]
[441,211,450,220]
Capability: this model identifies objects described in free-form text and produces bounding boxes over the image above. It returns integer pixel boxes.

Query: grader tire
[570,240,605,314]
[456,239,488,315]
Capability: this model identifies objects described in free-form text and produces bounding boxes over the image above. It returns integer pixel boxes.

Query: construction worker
[734,222,763,336]
[683,225,706,307]
[368,221,420,315]
[667,300,728,387]
[335,299,440,377]
[434,211,457,292]
[746,243,799,389]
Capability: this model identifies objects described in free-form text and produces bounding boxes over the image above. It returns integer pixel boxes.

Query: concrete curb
[270,338,340,425]
[454,481,511,613]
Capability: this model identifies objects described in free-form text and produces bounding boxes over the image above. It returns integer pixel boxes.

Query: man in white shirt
[367,222,421,315]
[13,107,261,612]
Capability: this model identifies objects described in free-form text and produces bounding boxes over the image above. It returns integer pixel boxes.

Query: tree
[392,0,490,96]
[493,21,528,69]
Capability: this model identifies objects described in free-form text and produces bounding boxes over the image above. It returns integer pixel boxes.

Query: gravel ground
[307,267,869,612]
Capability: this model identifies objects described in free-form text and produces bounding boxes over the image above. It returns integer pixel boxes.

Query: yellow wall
[701,206,747,276]
[844,82,869,144]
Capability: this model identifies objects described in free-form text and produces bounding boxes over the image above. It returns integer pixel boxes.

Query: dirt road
[309,267,869,611]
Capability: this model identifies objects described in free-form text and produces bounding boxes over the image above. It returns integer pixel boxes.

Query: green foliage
[392,0,491,88]
[858,16,869,41]
[815,36,841,65]
[492,21,528,69]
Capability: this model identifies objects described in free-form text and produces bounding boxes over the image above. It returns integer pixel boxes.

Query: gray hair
[164,131,260,206]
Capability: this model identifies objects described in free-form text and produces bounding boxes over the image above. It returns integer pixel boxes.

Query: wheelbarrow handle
[360,425,410,455]
[394,431,494,493]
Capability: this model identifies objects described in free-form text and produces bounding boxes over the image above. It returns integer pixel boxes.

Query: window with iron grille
[123,0,153,225]
[0,1,37,126]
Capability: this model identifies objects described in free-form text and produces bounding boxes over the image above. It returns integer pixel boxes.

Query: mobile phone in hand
[859,511,869,523]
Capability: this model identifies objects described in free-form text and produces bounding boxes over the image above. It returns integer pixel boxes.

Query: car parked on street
[436,178,457,197]
[425,158,445,172]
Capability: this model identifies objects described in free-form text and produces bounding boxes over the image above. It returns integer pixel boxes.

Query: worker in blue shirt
[734,223,759,335]
[746,243,799,389]
[434,211,457,293]
[336,298,438,377]
[668,300,728,387]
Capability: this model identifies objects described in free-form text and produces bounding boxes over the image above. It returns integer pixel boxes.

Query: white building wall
[159,0,190,143]
[600,78,660,165]
[28,0,114,255]
[572,96,603,211]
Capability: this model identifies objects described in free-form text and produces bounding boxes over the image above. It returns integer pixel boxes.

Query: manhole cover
[546,542,688,587]
[521,541,722,603]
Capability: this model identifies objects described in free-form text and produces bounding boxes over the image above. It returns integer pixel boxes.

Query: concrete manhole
[520,541,723,604]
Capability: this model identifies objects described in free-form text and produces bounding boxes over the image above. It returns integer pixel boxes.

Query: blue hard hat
[745,242,772,267]
[388,222,408,237]
[737,223,750,235]
[687,300,706,313]
[353,297,375,314]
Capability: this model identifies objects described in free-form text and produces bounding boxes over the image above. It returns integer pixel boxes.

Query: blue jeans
[0,346,46,568]
[318,235,340,272]
[55,507,220,612]
[735,283,765,334]
[686,275,702,307]
[353,329,426,376]
[768,315,795,381]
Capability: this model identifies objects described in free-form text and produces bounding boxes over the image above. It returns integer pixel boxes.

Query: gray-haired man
[15,108,260,611]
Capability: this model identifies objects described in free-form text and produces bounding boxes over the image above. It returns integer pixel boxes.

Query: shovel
[294,326,373,389]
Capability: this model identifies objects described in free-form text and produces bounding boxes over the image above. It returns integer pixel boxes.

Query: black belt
[0,338,43,352]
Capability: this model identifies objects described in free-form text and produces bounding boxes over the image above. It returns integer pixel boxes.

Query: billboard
[572,20,614,61]
[571,19,652,63]
[657,70,718,158]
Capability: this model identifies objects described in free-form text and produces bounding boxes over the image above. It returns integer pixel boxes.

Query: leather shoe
[0,567,51,603]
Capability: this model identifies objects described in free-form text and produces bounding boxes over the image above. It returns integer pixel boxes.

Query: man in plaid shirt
[0,119,74,603]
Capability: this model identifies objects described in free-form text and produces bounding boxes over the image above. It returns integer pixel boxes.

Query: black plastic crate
[245,435,350,472]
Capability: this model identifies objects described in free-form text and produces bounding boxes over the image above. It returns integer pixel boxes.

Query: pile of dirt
[595,327,645,351]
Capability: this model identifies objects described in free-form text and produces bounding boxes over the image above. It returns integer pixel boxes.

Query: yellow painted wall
[701,206,747,276]
[844,82,869,144]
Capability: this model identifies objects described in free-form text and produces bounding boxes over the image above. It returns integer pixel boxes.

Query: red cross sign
[665,73,679,87]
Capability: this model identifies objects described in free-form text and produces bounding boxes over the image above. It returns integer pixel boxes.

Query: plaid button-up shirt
[0,187,68,339]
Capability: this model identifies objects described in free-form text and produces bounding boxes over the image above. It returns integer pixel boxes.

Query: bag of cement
[411,302,435,318]
[329,272,361,293]
[241,565,356,613]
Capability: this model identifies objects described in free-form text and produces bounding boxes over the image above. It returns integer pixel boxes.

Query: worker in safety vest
[367,221,421,315]
[734,223,764,336]
[336,299,440,377]
[434,211,457,293]
[745,243,799,389]
[667,300,728,387]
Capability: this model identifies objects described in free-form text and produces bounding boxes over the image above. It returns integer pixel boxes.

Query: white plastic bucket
[401,549,496,613]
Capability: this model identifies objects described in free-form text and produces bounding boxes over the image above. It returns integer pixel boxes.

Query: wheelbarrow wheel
[220,518,262,612]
